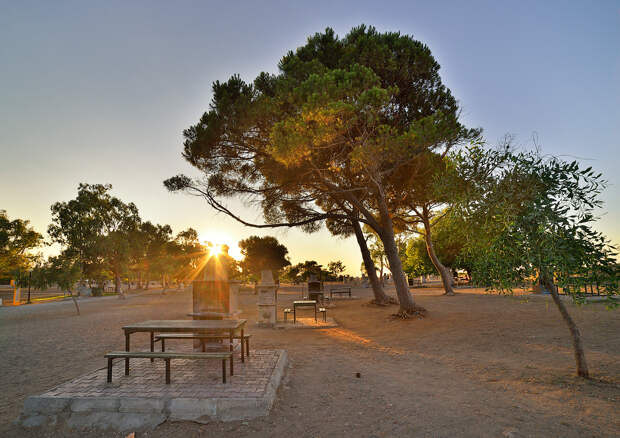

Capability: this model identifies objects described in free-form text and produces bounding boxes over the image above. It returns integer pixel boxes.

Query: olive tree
[453,144,618,377]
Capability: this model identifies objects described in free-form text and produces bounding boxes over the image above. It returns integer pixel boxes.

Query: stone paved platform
[19,349,287,432]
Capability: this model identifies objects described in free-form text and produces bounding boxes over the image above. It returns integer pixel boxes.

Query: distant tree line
[1,183,206,297]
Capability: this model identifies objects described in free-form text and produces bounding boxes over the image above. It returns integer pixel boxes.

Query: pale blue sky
[1,1,618,273]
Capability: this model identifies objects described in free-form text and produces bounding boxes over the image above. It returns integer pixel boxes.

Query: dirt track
[1,286,618,437]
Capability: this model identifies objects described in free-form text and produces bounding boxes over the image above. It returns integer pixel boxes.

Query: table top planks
[122,319,247,333]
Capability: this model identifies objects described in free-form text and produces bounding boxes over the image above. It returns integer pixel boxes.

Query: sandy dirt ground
[0,285,618,437]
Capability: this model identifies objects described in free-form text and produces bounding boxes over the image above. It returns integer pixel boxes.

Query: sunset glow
[199,231,242,260]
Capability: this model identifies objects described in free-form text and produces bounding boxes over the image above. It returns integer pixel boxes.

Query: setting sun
[208,244,224,258]
[199,231,242,260]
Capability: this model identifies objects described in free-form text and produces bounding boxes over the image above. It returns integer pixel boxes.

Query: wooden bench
[318,307,327,322]
[104,351,232,384]
[154,333,251,359]
[330,287,351,298]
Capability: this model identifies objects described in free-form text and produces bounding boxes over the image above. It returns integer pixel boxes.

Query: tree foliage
[403,212,469,277]
[450,143,619,377]
[48,183,140,292]
[238,235,290,279]
[282,260,329,283]
[327,260,346,278]
[166,25,479,314]
[0,210,43,277]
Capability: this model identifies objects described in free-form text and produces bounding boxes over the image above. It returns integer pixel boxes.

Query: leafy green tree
[0,210,43,278]
[30,254,82,314]
[403,211,469,279]
[404,237,435,278]
[48,184,140,296]
[281,264,302,283]
[327,260,346,280]
[165,25,478,316]
[453,145,619,378]
[139,221,173,289]
[286,260,329,282]
[390,151,462,295]
[238,236,290,280]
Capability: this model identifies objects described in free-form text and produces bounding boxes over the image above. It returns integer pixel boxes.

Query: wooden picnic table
[121,319,247,375]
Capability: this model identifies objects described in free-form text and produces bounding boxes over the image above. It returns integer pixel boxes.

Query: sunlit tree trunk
[375,199,418,315]
[542,275,589,378]
[422,209,455,296]
[351,220,392,305]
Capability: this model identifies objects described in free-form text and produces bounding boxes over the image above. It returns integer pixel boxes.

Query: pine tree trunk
[543,277,589,378]
[422,214,455,296]
[381,231,418,314]
[351,220,392,305]
[376,214,419,315]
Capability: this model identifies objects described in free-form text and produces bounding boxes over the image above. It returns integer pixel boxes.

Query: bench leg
[246,337,250,357]
[150,331,154,362]
[222,359,226,384]
[107,358,113,383]
[241,329,245,363]
[165,358,171,384]
[230,354,234,376]
[294,307,296,324]
[125,332,130,375]
[161,338,165,352]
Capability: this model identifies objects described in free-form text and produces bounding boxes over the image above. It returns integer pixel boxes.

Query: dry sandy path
[1,287,618,437]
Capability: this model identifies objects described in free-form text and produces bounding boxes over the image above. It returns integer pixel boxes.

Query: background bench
[330,287,351,298]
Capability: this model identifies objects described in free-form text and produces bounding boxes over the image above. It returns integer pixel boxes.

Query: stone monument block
[257,270,277,327]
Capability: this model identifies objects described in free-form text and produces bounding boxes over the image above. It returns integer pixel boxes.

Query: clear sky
[1,1,619,274]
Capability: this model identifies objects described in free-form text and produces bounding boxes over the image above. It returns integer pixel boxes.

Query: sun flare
[208,244,224,258]
[199,231,242,260]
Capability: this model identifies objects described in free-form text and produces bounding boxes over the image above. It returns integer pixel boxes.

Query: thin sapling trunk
[422,213,455,296]
[543,276,589,378]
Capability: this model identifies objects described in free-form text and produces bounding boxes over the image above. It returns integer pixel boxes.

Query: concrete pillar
[229,280,241,316]
[257,270,277,327]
